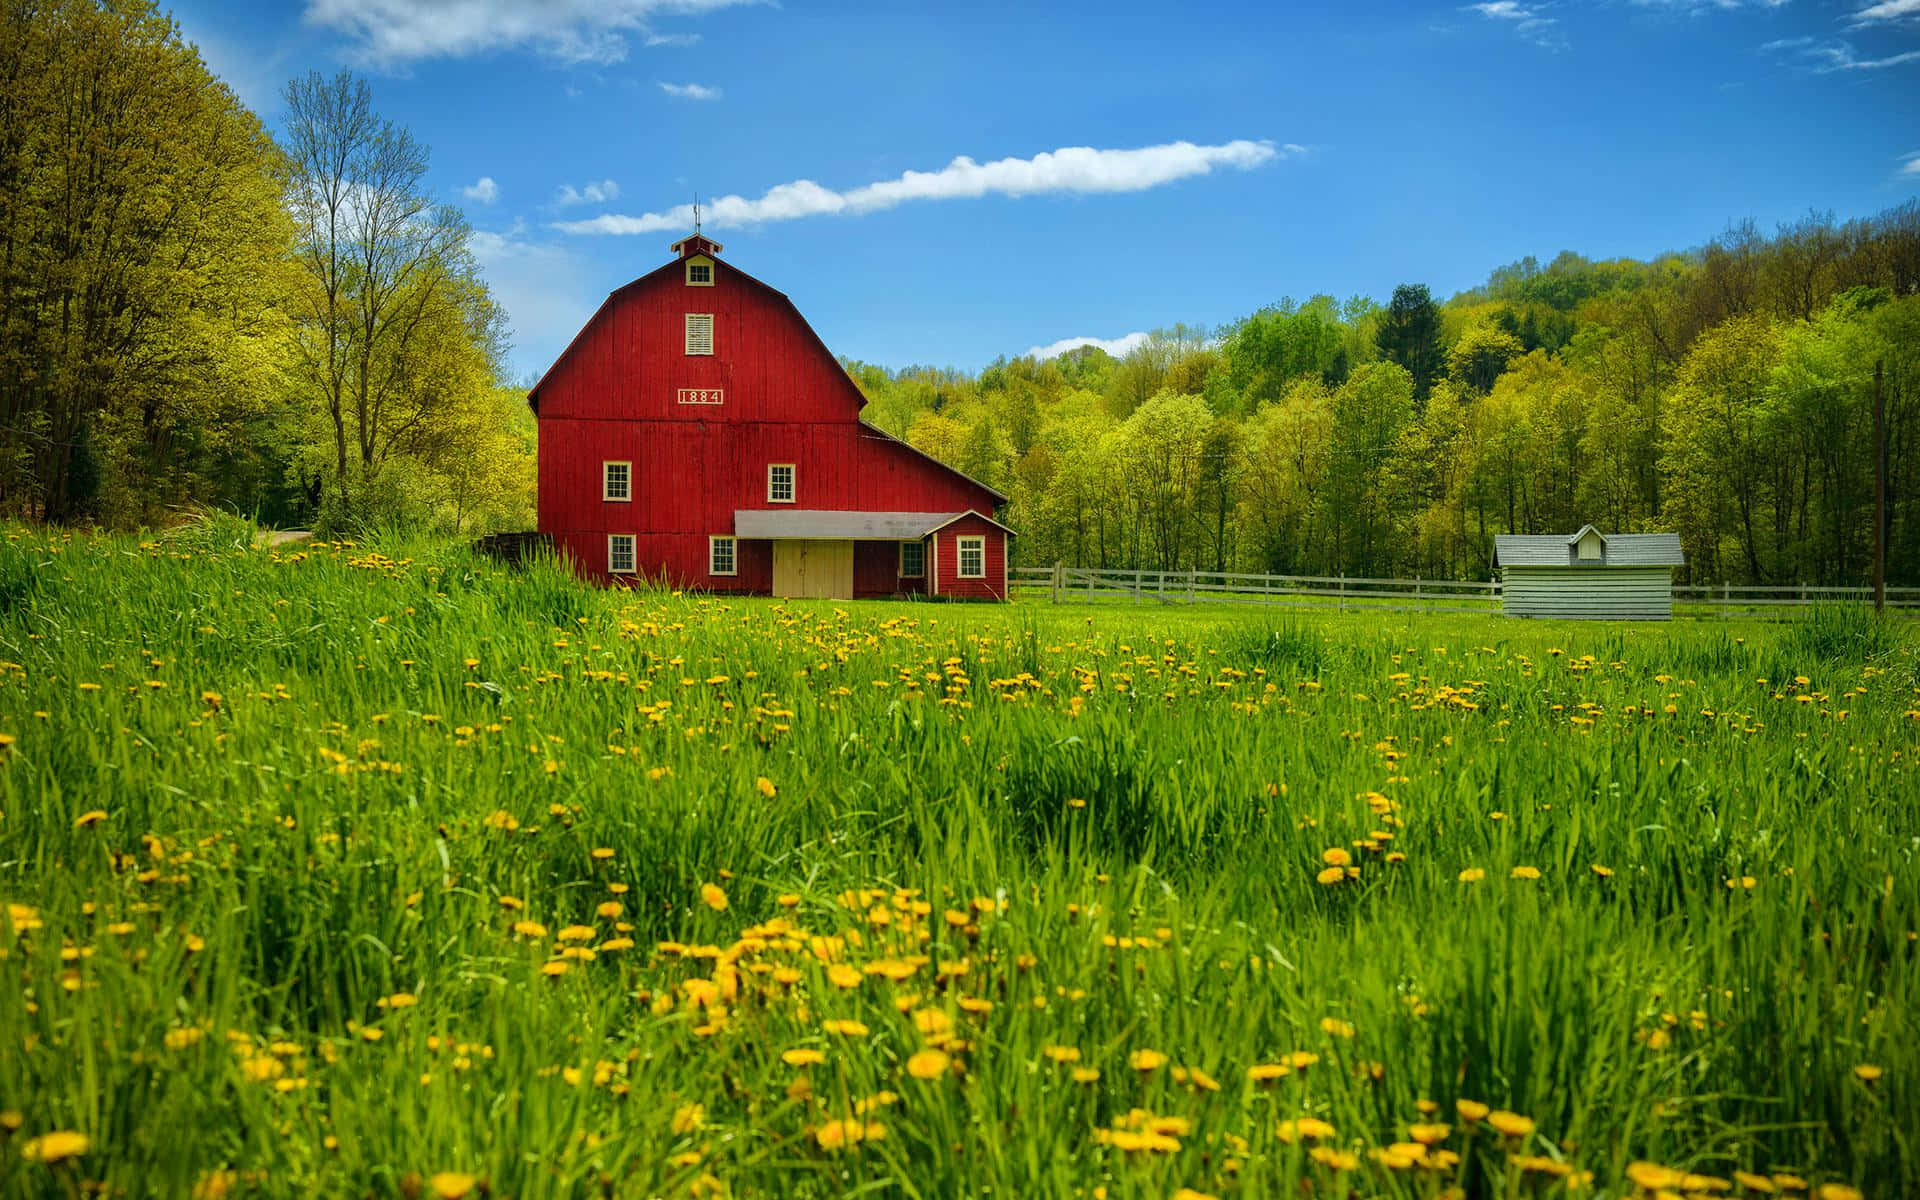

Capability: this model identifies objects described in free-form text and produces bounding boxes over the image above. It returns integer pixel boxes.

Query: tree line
[852,208,1920,586]
[0,0,532,534]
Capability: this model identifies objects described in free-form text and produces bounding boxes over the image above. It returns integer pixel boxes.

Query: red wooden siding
[532,245,1010,597]
[931,515,1008,601]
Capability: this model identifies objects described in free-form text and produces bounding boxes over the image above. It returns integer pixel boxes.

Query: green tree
[1374,284,1445,406]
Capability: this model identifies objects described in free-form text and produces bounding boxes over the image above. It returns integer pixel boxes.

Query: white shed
[1493,526,1686,620]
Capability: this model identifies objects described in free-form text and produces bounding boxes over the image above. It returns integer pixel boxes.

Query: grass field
[1,519,1916,1199]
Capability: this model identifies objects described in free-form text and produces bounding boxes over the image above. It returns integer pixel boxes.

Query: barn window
[767,463,796,504]
[607,534,636,574]
[685,313,714,356]
[1575,530,1605,562]
[686,258,713,286]
[957,535,985,579]
[899,540,925,579]
[709,535,737,577]
[602,461,631,502]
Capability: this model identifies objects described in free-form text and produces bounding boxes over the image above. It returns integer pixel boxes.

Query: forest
[2,0,1915,585]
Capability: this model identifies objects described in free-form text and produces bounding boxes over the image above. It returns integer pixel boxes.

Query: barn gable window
[607,534,636,575]
[602,461,631,502]
[1575,529,1605,562]
[685,256,714,286]
[957,535,985,579]
[685,313,714,356]
[899,540,925,579]
[709,535,737,577]
[767,463,796,504]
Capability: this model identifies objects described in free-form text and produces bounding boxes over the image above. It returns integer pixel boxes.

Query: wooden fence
[1011,565,1920,617]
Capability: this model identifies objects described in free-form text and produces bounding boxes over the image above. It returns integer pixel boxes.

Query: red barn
[528,234,1012,600]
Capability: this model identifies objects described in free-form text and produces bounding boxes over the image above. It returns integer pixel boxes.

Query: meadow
[0,519,1915,1200]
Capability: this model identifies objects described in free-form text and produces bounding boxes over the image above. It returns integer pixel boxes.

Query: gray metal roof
[1495,530,1684,567]
[734,510,965,540]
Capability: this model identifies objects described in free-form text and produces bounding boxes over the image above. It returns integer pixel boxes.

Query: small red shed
[528,235,1012,600]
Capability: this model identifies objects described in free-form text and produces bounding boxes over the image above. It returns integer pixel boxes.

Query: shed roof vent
[671,233,724,259]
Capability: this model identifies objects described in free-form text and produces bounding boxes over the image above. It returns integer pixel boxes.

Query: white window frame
[607,534,636,575]
[708,535,737,577]
[685,313,714,356]
[957,535,986,579]
[602,460,631,502]
[685,258,714,287]
[766,463,796,504]
[899,539,925,579]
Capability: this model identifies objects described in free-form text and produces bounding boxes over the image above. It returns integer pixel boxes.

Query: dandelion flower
[1129,1048,1167,1071]
[906,1049,950,1079]
[429,1172,478,1199]
[1852,1064,1882,1082]
[700,883,729,912]
[1321,847,1352,867]
[1458,868,1485,883]
[1314,866,1347,886]
[1486,1110,1534,1138]
[756,776,777,798]
[73,810,108,829]
[21,1130,89,1164]
[1455,1099,1489,1122]
[783,1048,826,1067]
[1510,866,1541,881]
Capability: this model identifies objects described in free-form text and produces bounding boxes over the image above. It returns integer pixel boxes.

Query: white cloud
[1850,0,1920,20]
[646,32,702,46]
[1631,0,1790,9]
[555,179,621,207]
[1772,38,1920,69]
[554,139,1288,236]
[461,176,499,205]
[302,0,761,66]
[1901,153,1920,175]
[659,81,723,100]
[1025,332,1151,361]
[1465,2,1566,49]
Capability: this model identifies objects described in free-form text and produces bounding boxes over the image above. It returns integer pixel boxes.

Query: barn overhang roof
[1494,531,1684,567]
[733,509,1016,541]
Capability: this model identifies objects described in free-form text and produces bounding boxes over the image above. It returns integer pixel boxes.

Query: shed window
[602,461,631,502]
[767,463,795,504]
[607,534,636,575]
[957,535,985,579]
[685,313,714,356]
[1575,531,1604,562]
[709,535,737,577]
[899,540,925,579]
[686,259,713,286]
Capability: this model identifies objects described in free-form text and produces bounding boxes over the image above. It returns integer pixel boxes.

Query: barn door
[772,541,854,599]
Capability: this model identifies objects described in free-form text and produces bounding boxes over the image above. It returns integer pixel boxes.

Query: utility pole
[1873,359,1885,616]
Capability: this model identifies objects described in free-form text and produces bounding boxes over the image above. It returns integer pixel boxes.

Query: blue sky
[173,0,1919,381]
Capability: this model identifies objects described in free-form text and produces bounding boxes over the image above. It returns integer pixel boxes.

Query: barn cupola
[672,231,722,286]
[671,233,723,259]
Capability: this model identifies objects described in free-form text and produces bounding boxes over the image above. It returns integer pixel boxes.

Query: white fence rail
[1011,565,1920,616]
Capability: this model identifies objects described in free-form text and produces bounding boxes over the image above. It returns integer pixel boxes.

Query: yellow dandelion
[1852,1064,1882,1082]
[700,882,729,912]
[1486,1110,1534,1138]
[755,776,777,798]
[1129,1048,1167,1071]
[1458,868,1486,883]
[73,810,108,829]
[21,1130,90,1164]
[783,1048,826,1067]
[906,1049,950,1079]
[428,1172,478,1199]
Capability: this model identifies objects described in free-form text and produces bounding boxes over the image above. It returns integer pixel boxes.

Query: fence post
[1414,575,1422,604]
[1188,568,1196,604]
[1133,569,1142,602]
[1722,581,1730,619]
[1339,573,1346,612]
[1051,561,1062,604]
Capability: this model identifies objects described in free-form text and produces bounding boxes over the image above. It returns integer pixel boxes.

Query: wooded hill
[849,210,1918,587]
[1,1,1913,586]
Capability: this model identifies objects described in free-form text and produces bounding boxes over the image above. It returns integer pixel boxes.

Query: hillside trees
[0,0,291,524]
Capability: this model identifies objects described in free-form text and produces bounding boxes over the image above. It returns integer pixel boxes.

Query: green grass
[0,522,1915,1199]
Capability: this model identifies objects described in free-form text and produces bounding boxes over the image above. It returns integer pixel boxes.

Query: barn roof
[734,509,1015,540]
[1495,529,1684,567]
